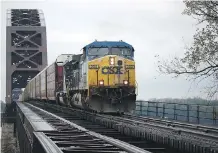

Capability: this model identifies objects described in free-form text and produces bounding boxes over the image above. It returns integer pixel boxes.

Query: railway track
[23,102,149,153]
[27,101,183,153]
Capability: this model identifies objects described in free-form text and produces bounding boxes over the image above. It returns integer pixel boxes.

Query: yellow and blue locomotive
[23,40,137,113]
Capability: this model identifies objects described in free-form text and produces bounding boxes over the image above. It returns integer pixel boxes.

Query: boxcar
[46,62,56,101]
[40,69,47,100]
[35,72,41,99]
[32,79,36,100]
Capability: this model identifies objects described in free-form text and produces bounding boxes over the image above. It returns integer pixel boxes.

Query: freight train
[23,40,137,113]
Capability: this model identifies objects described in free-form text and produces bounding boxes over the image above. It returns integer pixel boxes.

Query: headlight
[99,80,104,85]
[109,57,115,65]
[123,80,128,85]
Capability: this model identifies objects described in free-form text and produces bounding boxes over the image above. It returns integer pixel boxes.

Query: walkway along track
[23,102,150,153]
[28,101,218,153]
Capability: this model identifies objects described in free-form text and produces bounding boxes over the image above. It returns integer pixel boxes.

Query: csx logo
[102,66,123,74]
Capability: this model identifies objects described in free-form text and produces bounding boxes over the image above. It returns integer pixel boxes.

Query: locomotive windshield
[111,48,132,56]
[88,47,132,57]
[88,48,109,56]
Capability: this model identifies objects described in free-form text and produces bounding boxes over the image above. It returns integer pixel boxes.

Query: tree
[158,0,218,98]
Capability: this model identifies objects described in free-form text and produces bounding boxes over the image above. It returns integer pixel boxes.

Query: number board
[89,65,99,69]
[125,65,135,69]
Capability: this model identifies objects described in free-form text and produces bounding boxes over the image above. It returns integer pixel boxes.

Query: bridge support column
[5,9,47,106]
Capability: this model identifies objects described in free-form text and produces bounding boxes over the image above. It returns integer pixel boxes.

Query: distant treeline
[137,97,218,106]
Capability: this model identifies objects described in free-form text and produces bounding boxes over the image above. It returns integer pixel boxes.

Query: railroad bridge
[2,9,218,153]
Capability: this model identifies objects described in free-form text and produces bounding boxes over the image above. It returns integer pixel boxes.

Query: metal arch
[6,9,47,104]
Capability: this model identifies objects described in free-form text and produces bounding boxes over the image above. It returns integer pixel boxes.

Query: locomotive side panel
[79,60,88,89]
[47,63,56,101]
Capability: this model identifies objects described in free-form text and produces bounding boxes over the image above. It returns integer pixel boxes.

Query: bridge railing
[135,101,218,126]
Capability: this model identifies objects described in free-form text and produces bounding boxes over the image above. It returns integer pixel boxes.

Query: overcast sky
[0,0,212,101]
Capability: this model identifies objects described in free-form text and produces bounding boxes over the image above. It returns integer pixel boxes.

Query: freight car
[23,40,137,113]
